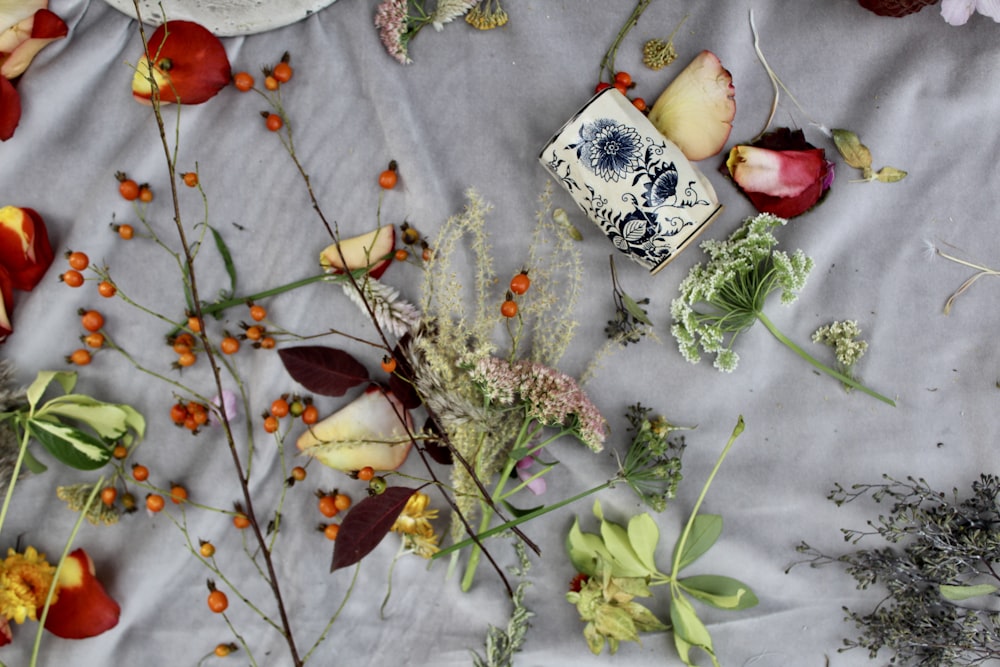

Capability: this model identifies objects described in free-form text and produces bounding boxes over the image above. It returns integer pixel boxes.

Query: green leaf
[567,517,614,576]
[38,396,135,440]
[27,420,111,470]
[670,594,719,667]
[874,166,907,183]
[502,499,545,518]
[627,513,660,574]
[25,371,76,410]
[832,129,872,170]
[601,516,654,578]
[622,293,652,325]
[940,583,998,601]
[679,574,759,610]
[673,514,722,572]
[594,605,640,645]
[583,622,604,655]
[209,225,237,301]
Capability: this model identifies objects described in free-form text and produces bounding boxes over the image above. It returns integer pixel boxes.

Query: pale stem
[755,311,895,406]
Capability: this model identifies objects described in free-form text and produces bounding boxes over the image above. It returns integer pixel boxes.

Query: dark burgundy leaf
[387,336,422,410]
[421,417,453,465]
[279,346,369,397]
[331,486,418,572]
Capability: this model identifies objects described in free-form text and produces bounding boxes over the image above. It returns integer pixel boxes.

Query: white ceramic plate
[102,0,339,36]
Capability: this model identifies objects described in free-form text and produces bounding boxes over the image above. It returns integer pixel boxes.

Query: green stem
[670,417,744,581]
[599,0,653,83]
[198,273,331,318]
[460,421,561,591]
[32,475,105,667]
[755,311,895,406]
[0,422,31,537]
[436,480,614,560]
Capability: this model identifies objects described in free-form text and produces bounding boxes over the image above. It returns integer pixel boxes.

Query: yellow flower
[0,546,57,624]
[391,492,440,558]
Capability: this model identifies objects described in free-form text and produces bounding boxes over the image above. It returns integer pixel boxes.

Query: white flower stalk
[342,279,420,339]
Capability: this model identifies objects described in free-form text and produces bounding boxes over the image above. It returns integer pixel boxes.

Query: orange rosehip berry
[112,444,128,459]
[119,178,140,201]
[97,281,117,298]
[187,316,202,333]
[233,71,254,92]
[67,251,89,271]
[270,398,290,418]
[381,355,397,373]
[132,463,149,482]
[317,495,338,518]
[333,493,351,512]
[68,349,92,366]
[265,113,283,131]
[301,404,319,425]
[81,309,104,332]
[249,304,266,321]
[245,325,263,341]
[200,541,216,558]
[220,336,240,355]
[207,589,228,613]
[357,466,375,482]
[500,299,518,318]
[84,332,105,349]
[100,486,117,506]
[264,75,279,91]
[323,523,340,541]
[232,513,250,529]
[263,415,279,433]
[138,185,153,203]
[291,466,307,482]
[509,271,530,295]
[170,484,188,504]
[146,493,165,512]
[177,351,197,368]
[273,61,293,83]
[394,248,408,262]
[117,224,135,240]
[62,269,84,287]
[259,336,276,349]
[182,172,199,188]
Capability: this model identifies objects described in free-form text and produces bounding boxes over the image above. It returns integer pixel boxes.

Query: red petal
[0,10,68,80]
[0,616,12,646]
[134,21,230,105]
[0,76,20,140]
[726,145,831,218]
[0,206,54,290]
[44,549,120,639]
[0,264,13,342]
[30,9,68,39]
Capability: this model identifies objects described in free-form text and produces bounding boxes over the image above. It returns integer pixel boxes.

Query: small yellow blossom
[391,492,440,558]
[0,546,57,624]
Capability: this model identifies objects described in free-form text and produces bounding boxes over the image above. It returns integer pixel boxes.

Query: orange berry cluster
[395,220,433,263]
[595,70,647,113]
[316,488,351,540]
[500,270,530,319]
[115,170,153,204]
[66,308,107,366]
[170,399,211,434]
[170,331,200,368]
[261,394,318,434]
[232,52,294,131]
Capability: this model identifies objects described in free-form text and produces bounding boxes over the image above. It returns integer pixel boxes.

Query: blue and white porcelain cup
[539,88,723,274]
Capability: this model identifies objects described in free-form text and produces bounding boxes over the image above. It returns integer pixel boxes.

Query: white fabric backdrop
[3,1,999,665]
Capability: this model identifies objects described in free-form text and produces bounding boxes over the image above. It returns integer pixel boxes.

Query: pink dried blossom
[374,0,412,65]
[470,357,606,452]
[516,455,547,495]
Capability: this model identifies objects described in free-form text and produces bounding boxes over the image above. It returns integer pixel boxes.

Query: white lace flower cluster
[670,213,813,372]
[812,320,868,369]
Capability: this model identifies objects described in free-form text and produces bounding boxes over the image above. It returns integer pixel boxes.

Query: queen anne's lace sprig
[670,214,894,405]
[670,213,812,372]
[469,356,606,452]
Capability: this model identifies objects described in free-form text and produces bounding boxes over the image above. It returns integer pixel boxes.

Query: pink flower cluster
[470,356,607,452]
[374,0,411,65]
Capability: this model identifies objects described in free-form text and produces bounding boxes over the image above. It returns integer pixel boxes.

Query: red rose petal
[0,206,54,290]
[132,21,231,105]
[0,76,20,141]
[0,9,69,80]
[44,549,121,639]
[0,263,12,342]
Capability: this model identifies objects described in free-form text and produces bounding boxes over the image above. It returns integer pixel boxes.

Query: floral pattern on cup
[540,89,722,274]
